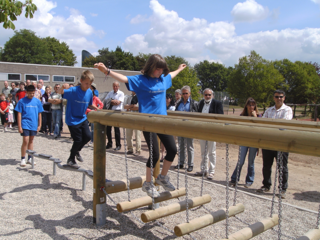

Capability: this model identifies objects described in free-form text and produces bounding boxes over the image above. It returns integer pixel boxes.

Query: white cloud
[0,0,104,66]
[231,0,269,23]
[123,0,320,67]
[130,14,149,24]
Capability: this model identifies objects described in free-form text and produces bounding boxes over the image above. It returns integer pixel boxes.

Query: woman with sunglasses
[230,97,261,188]
[94,54,186,198]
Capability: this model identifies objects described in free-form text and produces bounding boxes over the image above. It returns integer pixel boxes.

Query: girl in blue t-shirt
[94,54,186,197]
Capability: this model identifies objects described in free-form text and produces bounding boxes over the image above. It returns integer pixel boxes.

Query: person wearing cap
[15,85,43,167]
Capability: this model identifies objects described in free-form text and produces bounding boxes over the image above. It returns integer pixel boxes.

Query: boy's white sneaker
[27,159,36,165]
[20,159,26,167]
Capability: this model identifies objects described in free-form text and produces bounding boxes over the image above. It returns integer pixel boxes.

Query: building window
[0,73,21,81]
[53,75,75,83]
[25,74,50,81]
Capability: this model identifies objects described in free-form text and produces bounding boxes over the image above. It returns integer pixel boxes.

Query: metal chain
[225,143,230,239]
[123,128,131,202]
[233,146,242,206]
[277,152,284,240]
[149,132,155,210]
[102,188,117,205]
[177,137,180,189]
[184,137,190,223]
[200,141,208,197]
[317,204,320,229]
[270,152,279,217]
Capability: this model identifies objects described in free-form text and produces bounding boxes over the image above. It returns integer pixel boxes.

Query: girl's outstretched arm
[170,64,187,79]
[94,63,128,83]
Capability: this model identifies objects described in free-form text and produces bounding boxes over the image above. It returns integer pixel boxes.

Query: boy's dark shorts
[1,112,8,124]
[21,129,37,136]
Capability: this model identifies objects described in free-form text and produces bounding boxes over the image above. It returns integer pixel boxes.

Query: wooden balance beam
[174,203,245,237]
[105,176,154,194]
[296,229,320,240]
[141,194,211,223]
[222,214,279,240]
[117,188,186,212]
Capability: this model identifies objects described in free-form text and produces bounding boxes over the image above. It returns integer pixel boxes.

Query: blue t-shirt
[126,74,172,115]
[15,97,44,131]
[63,86,93,126]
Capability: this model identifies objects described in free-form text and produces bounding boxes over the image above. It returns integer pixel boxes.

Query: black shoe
[114,146,121,151]
[67,159,80,169]
[126,150,134,154]
[187,166,193,172]
[106,145,112,149]
[75,152,83,162]
[174,164,184,169]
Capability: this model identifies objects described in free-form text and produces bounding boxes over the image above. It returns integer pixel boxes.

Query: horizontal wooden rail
[88,111,320,157]
[105,176,154,194]
[296,229,320,240]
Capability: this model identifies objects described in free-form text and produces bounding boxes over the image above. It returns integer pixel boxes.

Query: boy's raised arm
[58,84,69,95]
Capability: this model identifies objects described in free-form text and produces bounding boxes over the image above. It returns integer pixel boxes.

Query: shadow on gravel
[0,159,19,166]
[292,191,320,203]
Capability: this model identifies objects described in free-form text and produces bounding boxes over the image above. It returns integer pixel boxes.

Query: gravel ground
[0,128,318,240]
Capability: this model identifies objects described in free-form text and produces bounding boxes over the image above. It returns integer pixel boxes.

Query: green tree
[82,55,97,67]
[112,46,139,71]
[194,60,232,92]
[227,50,285,108]
[43,37,77,66]
[0,0,37,30]
[1,29,53,64]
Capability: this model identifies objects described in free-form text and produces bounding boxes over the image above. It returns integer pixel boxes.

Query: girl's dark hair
[166,93,175,107]
[142,54,170,77]
[241,97,259,116]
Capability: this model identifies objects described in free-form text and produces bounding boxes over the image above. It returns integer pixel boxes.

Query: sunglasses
[205,94,211,96]
[274,96,284,99]
[182,93,189,95]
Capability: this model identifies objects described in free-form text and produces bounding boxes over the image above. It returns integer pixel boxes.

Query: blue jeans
[231,146,258,184]
[52,109,62,137]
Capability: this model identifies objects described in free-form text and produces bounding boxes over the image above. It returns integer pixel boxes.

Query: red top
[86,96,104,115]
[0,100,9,112]
[16,90,26,101]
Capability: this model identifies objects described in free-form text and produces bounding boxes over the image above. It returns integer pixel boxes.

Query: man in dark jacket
[195,88,223,179]
[175,85,198,172]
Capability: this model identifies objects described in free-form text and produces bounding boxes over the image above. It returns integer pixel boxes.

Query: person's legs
[52,110,58,136]
[21,135,29,158]
[135,129,141,152]
[186,138,194,167]
[78,120,91,152]
[143,131,159,182]
[158,133,177,176]
[178,137,185,166]
[47,112,52,133]
[231,146,248,182]
[245,147,258,184]
[261,149,276,189]
[207,141,216,175]
[126,128,134,152]
[277,152,289,191]
[115,127,121,148]
[106,126,112,147]
[68,123,83,161]
[199,139,208,173]
[56,109,62,137]
[42,112,47,133]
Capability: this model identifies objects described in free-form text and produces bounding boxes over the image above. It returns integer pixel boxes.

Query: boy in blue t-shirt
[15,85,44,167]
[59,70,94,168]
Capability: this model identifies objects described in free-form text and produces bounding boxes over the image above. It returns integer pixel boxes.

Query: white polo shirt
[105,90,124,110]
[262,103,293,120]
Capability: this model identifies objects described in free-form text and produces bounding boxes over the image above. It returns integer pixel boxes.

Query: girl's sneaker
[20,159,26,167]
[142,181,160,198]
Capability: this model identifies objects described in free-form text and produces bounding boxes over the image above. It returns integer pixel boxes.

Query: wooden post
[141,194,211,223]
[93,122,106,226]
[174,203,245,237]
[296,229,320,240]
[117,188,186,212]
[221,214,279,240]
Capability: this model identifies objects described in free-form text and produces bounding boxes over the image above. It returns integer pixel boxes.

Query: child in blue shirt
[94,54,186,197]
[15,85,44,167]
[59,70,94,168]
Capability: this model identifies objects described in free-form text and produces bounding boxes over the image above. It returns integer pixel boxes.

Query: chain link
[317,204,320,229]
[233,146,242,206]
[225,143,230,239]
[277,152,284,240]
[149,132,155,210]
[123,128,131,202]
[177,137,180,189]
[183,137,190,223]
[270,152,279,217]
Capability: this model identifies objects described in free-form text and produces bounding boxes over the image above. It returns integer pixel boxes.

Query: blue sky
[0,0,320,67]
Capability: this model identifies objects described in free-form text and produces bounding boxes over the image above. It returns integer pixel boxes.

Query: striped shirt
[262,103,293,120]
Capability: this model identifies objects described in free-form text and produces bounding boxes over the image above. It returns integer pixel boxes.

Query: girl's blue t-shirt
[15,97,44,131]
[126,74,172,115]
[63,86,93,126]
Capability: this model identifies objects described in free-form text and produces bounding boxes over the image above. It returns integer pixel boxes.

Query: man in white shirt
[124,91,141,155]
[257,90,293,199]
[2,81,12,97]
[105,81,124,151]
[39,79,46,91]
[195,88,224,180]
